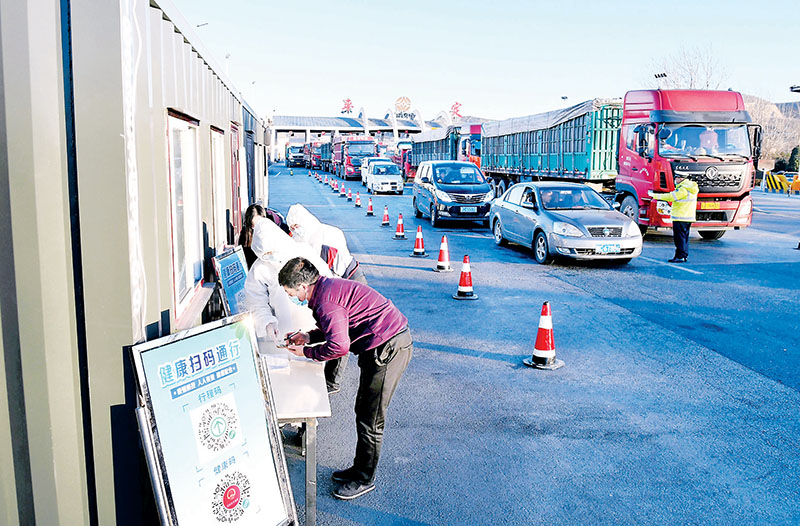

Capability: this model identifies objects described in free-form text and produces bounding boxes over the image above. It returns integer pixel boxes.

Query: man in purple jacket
[279,257,413,500]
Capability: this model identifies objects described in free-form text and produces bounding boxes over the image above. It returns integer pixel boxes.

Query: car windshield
[289,147,302,154]
[658,124,751,159]
[373,164,400,175]
[347,143,374,156]
[433,164,486,184]
[539,188,611,210]
[312,147,321,154]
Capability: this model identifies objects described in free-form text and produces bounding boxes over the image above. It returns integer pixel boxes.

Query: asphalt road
[269,164,800,526]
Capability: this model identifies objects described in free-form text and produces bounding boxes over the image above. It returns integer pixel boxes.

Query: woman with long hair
[238,204,266,268]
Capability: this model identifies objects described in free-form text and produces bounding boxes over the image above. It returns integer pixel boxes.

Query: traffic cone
[433,236,453,272]
[523,302,565,370]
[410,226,429,257]
[340,185,346,198]
[381,206,390,226]
[324,174,328,185]
[366,198,374,216]
[347,188,353,201]
[332,180,338,193]
[393,214,406,239]
[355,192,362,208]
[290,169,294,176]
[452,255,477,299]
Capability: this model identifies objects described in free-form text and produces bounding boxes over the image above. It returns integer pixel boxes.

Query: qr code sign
[211,471,251,523]
[190,393,243,465]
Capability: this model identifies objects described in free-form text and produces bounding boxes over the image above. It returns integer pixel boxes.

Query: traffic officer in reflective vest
[650,174,699,263]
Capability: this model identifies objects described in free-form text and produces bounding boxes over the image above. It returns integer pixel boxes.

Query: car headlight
[435,189,453,202]
[625,220,642,237]
[553,222,584,237]
[737,199,752,217]
[483,191,494,203]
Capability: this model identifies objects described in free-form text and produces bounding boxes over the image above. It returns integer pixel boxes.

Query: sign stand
[130,314,297,525]
[212,247,249,316]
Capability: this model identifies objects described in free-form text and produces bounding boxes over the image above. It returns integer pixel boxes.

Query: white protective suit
[243,219,332,344]
[286,204,355,278]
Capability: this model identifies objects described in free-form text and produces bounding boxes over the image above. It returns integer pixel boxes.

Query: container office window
[210,127,227,252]
[168,113,203,317]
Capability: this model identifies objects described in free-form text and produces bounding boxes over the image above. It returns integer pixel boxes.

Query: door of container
[245,130,256,206]
[230,124,241,240]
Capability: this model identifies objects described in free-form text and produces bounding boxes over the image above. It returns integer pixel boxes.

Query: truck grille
[448,193,484,204]
[588,227,622,238]
[672,163,745,193]
[695,211,729,222]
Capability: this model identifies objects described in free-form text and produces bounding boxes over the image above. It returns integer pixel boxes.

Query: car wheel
[414,198,422,218]
[533,231,553,265]
[398,189,404,195]
[493,219,508,246]
[430,205,440,227]
[699,230,726,240]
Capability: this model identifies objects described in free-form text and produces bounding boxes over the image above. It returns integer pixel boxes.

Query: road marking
[639,256,703,275]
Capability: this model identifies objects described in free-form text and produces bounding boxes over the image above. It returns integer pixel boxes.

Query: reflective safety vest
[653,179,699,222]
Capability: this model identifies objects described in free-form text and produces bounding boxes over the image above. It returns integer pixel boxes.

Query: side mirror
[613,201,621,209]
[658,128,671,141]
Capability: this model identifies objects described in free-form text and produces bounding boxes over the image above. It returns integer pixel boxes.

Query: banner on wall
[131,314,296,526]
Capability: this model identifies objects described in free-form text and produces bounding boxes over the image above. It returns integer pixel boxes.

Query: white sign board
[131,314,296,525]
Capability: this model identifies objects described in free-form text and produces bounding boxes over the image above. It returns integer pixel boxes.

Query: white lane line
[639,256,703,275]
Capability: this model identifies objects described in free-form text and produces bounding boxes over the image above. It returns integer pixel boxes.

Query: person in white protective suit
[286,204,367,285]
[243,219,332,349]
[285,204,367,393]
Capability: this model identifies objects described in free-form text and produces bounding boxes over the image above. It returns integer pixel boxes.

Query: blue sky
[171,0,799,121]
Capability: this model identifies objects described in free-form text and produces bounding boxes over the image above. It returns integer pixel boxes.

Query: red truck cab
[332,135,375,180]
[616,89,761,239]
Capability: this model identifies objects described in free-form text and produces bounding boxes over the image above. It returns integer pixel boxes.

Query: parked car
[489,182,642,264]
[366,162,405,195]
[412,161,493,227]
[360,156,392,185]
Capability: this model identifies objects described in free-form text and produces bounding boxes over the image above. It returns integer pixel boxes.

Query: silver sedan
[490,182,643,264]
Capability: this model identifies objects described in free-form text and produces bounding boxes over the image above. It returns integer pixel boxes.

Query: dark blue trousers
[673,221,691,259]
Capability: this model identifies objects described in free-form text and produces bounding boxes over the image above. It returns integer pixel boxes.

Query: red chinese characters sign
[341,98,353,114]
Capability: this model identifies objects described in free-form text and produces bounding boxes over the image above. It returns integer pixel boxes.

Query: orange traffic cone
[355,192,362,208]
[333,180,339,193]
[366,198,374,216]
[347,188,353,201]
[452,255,477,300]
[340,185,346,198]
[410,226,429,257]
[393,214,406,239]
[324,174,328,185]
[433,236,453,272]
[523,302,564,370]
[381,206,390,226]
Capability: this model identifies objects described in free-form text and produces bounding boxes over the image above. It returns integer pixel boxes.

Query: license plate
[461,206,478,213]
[701,202,720,210]
[597,243,621,254]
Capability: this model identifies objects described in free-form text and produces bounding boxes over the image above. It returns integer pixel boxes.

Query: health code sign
[213,247,248,315]
[132,315,295,525]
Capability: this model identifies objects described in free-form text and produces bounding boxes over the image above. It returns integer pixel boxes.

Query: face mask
[262,252,279,264]
[291,225,306,240]
[290,296,308,307]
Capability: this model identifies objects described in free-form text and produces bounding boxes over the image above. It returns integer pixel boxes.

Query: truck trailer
[410,124,482,179]
[332,135,375,180]
[480,91,761,238]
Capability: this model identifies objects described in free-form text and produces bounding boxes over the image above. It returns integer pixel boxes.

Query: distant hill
[776,101,800,119]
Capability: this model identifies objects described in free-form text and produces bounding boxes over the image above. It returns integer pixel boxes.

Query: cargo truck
[285,144,304,168]
[332,135,375,180]
[480,90,761,238]
[320,142,332,172]
[410,124,482,176]
[303,141,324,170]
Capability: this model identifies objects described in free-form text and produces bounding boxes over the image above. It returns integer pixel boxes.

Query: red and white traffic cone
[381,206,390,226]
[340,185,347,198]
[523,302,564,370]
[333,180,338,192]
[347,188,353,201]
[410,226,429,257]
[452,255,477,300]
[433,236,453,272]
[355,192,362,208]
[324,174,328,185]
[366,198,374,216]
[393,213,406,239]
